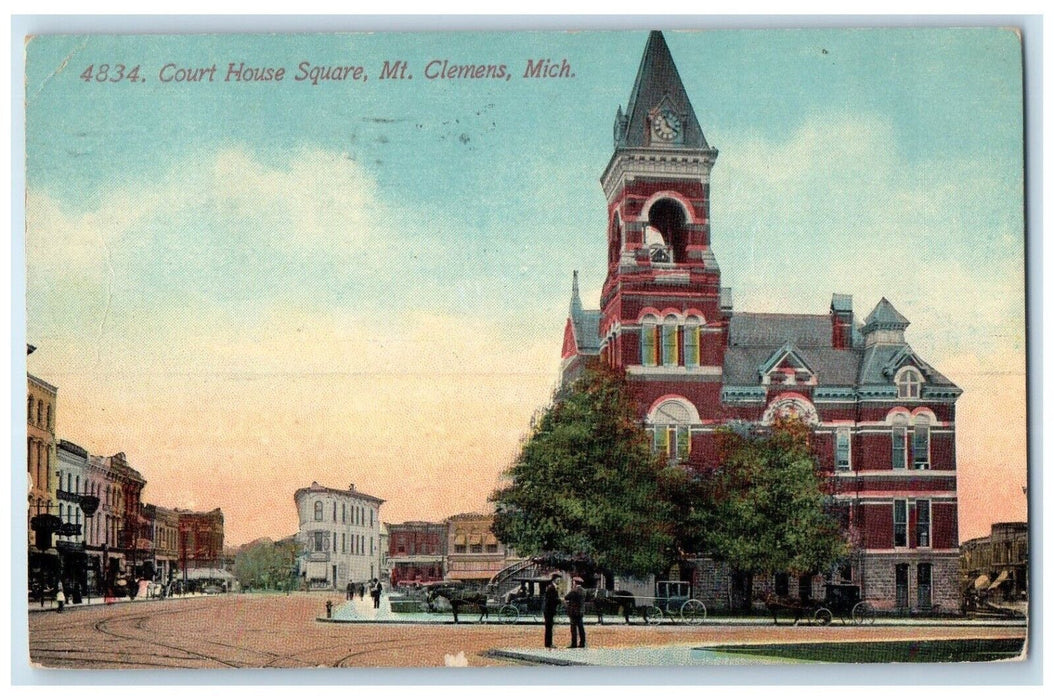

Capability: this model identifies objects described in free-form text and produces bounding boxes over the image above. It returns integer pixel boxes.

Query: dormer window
[897,368,922,398]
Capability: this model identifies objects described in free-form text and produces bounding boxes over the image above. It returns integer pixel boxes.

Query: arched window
[897,368,922,399]
[314,500,324,521]
[891,414,909,469]
[46,404,52,429]
[647,398,696,463]
[27,395,32,421]
[913,414,931,469]
[37,400,43,426]
[683,316,702,367]
[662,315,680,366]
[640,315,659,366]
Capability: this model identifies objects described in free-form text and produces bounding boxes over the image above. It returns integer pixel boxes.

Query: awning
[973,574,991,590]
[484,533,498,545]
[988,570,1010,590]
[184,567,235,581]
[468,534,482,545]
[453,534,466,546]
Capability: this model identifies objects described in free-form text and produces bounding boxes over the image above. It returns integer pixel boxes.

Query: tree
[702,416,848,609]
[490,362,678,577]
[233,537,299,590]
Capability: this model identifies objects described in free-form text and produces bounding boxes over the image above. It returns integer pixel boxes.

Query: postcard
[21,25,1028,672]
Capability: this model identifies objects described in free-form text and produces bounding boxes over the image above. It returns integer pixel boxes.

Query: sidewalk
[321,595,1027,628]
[27,591,212,614]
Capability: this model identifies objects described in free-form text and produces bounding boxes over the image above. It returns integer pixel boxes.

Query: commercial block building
[294,481,384,590]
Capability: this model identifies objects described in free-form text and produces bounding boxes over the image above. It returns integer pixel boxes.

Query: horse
[426,585,490,624]
[585,588,637,625]
[758,592,808,626]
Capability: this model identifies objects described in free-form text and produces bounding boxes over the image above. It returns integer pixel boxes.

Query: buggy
[812,583,876,625]
[635,580,708,625]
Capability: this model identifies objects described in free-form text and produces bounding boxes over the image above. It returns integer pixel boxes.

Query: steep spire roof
[569,270,583,317]
[862,298,910,333]
[617,31,709,149]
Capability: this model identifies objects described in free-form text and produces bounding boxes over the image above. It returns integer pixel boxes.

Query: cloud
[26,146,391,293]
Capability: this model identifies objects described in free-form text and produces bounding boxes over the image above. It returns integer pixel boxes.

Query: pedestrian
[358,583,365,600]
[346,581,354,601]
[55,583,66,613]
[543,572,561,649]
[370,578,382,609]
[564,576,586,648]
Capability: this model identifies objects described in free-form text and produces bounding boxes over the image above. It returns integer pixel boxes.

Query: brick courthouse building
[560,32,961,613]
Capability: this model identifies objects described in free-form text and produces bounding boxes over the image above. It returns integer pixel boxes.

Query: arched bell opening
[645,198,689,263]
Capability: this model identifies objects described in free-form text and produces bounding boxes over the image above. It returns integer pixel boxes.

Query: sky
[23,28,1025,546]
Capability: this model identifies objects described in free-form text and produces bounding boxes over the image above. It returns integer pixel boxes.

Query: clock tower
[595,31,729,418]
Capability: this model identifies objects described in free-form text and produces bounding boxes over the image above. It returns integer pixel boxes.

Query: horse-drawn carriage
[423,580,497,623]
[494,576,640,625]
[762,583,876,625]
[635,580,708,625]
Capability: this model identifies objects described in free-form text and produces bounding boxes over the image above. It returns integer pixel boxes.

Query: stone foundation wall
[687,553,959,615]
[859,552,959,612]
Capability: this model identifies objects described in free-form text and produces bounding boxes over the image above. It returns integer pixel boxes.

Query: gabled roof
[724,345,860,387]
[566,271,602,354]
[858,343,957,388]
[617,31,709,149]
[758,342,815,378]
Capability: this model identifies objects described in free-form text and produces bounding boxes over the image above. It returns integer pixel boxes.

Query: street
[27,592,1026,669]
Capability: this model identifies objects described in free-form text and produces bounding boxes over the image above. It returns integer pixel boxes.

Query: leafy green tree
[233,537,299,590]
[490,362,678,577]
[703,416,848,608]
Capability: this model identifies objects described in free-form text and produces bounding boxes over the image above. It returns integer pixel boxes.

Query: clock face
[652,108,682,141]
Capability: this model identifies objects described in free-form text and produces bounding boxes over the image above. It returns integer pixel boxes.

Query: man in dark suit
[543,573,561,649]
[564,576,586,648]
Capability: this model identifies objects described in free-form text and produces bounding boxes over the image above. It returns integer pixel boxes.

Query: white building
[294,481,384,590]
[55,440,88,592]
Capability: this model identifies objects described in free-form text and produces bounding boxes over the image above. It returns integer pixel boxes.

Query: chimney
[830,293,853,349]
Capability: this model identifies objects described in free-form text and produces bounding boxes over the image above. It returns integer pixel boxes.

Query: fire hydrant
[326,600,333,619]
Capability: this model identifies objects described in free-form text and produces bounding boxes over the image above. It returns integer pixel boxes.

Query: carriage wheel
[813,607,833,626]
[680,599,707,623]
[499,604,520,625]
[852,602,876,625]
[644,605,664,625]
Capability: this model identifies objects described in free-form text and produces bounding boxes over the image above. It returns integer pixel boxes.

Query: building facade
[55,440,90,595]
[386,521,447,585]
[444,513,515,584]
[144,503,180,583]
[960,522,1028,602]
[294,482,384,590]
[27,373,57,521]
[176,508,226,577]
[560,32,962,612]
[82,451,146,593]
